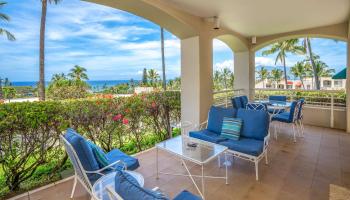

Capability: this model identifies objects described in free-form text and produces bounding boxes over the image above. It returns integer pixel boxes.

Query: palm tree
[256,67,269,88]
[213,70,222,90]
[0,2,15,41]
[68,65,89,81]
[314,60,335,78]
[148,69,159,87]
[221,68,232,89]
[290,62,309,89]
[270,69,283,88]
[51,73,66,82]
[303,37,321,89]
[38,0,62,101]
[160,27,166,90]
[262,39,305,87]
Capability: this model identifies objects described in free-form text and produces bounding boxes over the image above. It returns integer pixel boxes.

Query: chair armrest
[195,121,208,131]
[106,185,123,200]
[85,160,127,175]
[152,187,160,192]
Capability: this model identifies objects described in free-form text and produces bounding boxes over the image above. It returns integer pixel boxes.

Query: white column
[234,50,255,100]
[181,36,213,126]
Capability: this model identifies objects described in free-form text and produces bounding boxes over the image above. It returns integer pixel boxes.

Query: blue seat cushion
[236,109,269,141]
[115,170,168,200]
[272,113,291,123]
[173,190,202,200]
[219,137,264,156]
[207,106,237,134]
[106,149,140,171]
[189,129,228,143]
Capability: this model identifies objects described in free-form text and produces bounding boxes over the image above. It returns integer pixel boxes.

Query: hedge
[0,91,180,198]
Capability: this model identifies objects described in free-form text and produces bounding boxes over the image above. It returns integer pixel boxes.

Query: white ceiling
[167,0,350,37]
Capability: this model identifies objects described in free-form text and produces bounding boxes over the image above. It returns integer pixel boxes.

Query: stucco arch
[84,0,202,39]
[252,22,348,51]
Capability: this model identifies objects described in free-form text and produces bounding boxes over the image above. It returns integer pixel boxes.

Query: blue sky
[0,0,346,82]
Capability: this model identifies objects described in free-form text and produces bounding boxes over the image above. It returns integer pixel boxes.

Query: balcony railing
[213,89,244,107]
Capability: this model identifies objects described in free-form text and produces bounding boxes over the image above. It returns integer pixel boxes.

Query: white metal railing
[213,89,245,107]
[254,88,346,129]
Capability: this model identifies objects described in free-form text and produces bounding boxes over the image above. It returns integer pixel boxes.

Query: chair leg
[292,124,297,143]
[255,160,259,181]
[71,176,77,199]
[299,120,304,137]
[274,122,278,140]
[265,151,268,165]
[218,155,221,168]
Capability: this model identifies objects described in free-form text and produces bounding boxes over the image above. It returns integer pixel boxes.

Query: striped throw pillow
[87,141,109,168]
[221,117,243,140]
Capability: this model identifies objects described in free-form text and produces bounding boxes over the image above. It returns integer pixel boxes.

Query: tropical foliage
[47,66,90,100]
[213,68,234,91]
[0,2,15,41]
[0,91,181,198]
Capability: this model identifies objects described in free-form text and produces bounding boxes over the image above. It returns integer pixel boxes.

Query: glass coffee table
[156,135,228,200]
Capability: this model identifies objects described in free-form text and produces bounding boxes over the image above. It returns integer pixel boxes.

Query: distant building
[255,77,346,90]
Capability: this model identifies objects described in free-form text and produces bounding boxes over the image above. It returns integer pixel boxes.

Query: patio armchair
[271,101,301,142]
[189,106,270,180]
[61,128,140,199]
[189,106,236,144]
[106,169,202,200]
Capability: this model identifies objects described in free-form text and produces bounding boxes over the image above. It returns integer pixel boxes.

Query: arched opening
[254,36,347,130]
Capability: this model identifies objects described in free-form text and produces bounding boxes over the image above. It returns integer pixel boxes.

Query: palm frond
[0,28,15,41]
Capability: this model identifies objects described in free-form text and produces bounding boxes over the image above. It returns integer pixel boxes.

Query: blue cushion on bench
[207,106,237,134]
[173,190,202,200]
[219,137,264,156]
[236,109,269,141]
[115,170,168,200]
[106,149,140,171]
[231,97,243,109]
[239,96,249,108]
[189,129,228,143]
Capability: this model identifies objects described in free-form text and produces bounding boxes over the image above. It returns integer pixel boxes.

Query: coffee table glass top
[156,135,227,164]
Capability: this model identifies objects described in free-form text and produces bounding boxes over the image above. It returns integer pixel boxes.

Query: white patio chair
[60,135,126,199]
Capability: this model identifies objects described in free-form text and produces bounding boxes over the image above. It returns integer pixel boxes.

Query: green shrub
[0,91,181,198]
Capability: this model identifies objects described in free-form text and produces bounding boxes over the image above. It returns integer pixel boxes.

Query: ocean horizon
[10,80,140,90]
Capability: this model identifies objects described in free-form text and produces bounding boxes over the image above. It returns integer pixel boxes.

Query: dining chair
[271,101,301,142]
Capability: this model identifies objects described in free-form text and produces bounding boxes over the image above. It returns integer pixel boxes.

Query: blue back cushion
[240,96,249,108]
[115,170,169,200]
[287,101,299,121]
[269,95,287,102]
[207,106,237,134]
[236,109,269,141]
[64,129,100,171]
[231,97,243,109]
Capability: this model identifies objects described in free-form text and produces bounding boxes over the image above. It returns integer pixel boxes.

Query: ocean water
[11,80,140,91]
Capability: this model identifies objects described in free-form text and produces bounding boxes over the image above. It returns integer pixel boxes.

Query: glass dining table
[254,100,292,115]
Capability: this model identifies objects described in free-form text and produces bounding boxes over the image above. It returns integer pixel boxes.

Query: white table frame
[155,136,228,200]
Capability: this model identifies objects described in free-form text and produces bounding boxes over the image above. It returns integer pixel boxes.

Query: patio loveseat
[189,106,270,180]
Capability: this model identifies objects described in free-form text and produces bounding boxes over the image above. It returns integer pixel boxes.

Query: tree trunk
[161,27,166,91]
[306,37,320,90]
[39,0,47,101]
[0,77,3,100]
[283,58,288,89]
[301,77,305,89]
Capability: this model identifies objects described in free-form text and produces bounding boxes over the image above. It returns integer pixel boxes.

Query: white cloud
[214,59,234,71]
[255,57,276,66]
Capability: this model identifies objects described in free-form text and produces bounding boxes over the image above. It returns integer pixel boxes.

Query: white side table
[92,171,144,200]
